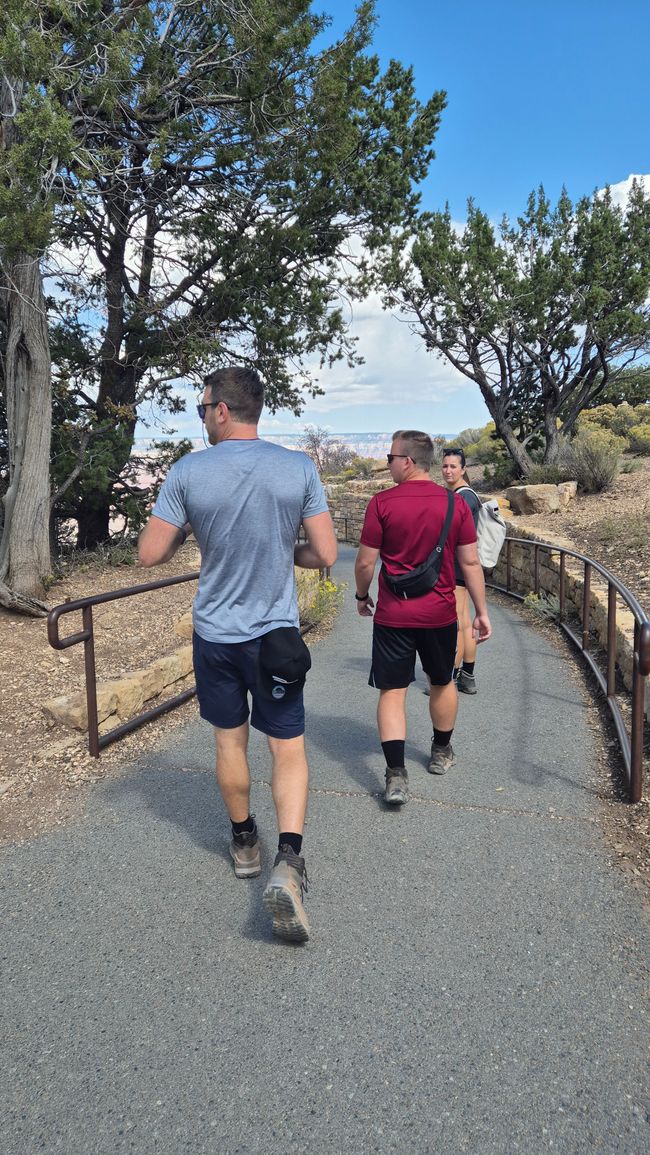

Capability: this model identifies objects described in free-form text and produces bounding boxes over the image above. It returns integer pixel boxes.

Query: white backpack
[457,488,507,571]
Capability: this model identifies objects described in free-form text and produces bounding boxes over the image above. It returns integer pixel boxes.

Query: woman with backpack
[441,447,481,695]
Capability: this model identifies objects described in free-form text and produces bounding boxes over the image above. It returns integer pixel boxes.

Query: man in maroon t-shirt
[354,429,491,805]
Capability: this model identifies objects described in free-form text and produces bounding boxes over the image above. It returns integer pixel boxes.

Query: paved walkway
[2,546,649,1154]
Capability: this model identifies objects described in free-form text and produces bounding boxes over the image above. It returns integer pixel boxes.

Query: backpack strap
[455,484,481,504]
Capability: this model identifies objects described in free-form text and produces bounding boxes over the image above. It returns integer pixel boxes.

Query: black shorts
[369,622,458,690]
[193,632,305,739]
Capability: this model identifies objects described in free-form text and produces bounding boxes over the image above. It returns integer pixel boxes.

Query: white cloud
[602,174,648,209]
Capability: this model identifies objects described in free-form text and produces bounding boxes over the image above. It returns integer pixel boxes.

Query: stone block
[174,612,193,640]
[43,685,120,731]
[151,646,193,687]
[557,480,578,505]
[504,485,560,515]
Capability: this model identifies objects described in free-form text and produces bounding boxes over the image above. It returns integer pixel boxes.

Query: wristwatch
[355,592,369,601]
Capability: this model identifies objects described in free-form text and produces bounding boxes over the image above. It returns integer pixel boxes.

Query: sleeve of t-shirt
[151,460,188,530]
[359,495,383,549]
[301,458,329,519]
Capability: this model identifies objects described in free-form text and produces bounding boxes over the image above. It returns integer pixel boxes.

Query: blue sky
[163,0,650,443]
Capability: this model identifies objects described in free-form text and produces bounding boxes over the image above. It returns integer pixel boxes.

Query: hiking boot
[457,668,477,695]
[428,740,456,775]
[262,845,310,942]
[229,827,261,878]
[384,768,409,805]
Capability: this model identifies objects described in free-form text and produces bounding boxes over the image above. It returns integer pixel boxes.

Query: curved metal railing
[47,563,332,759]
[487,537,650,803]
[47,570,201,758]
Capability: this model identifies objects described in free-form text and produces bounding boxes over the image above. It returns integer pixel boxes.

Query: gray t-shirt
[153,439,328,643]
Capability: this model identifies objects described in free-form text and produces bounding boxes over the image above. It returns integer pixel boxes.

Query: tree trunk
[0,253,52,613]
[76,502,111,551]
[478,385,535,477]
[542,415,562,463]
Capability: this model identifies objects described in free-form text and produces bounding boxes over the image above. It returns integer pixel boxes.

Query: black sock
[462,661,475,675]
[279,832,303,856]
[381,740,405,770]
[231,815,255,837]
[433,728,453,748]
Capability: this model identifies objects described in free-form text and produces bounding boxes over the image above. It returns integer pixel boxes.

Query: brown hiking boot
[262,845,310,942]
[229,827,261,878]
[457,668,477,695]
[428,740,456,775]
[384,768,409,805]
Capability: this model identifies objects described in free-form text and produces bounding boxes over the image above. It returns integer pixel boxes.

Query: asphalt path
[2,546,649,1154]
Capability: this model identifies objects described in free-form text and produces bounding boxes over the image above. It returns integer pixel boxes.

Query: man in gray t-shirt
[139,367,337,943]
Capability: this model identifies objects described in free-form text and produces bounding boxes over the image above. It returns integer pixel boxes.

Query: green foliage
[464,421,509,465]
[627,423,650,455]
[577,403,636,439]
[482,459,519,488]
[523,591,561,619]
[586,365,650,408]
[562,429,622,493]
[378,182,650,474]
[525,463,575,485]
[454,426,485,450]
[430,435,449,465]
[338,456,378,481]
[4,0,446,549]
[596,509,649,551]
[299,575,345,628]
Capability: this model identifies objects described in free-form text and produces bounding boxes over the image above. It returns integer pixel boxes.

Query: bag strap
[455,484,481,505]
[419,488,456,566]
[381,489,455,581]
[434,488,456,557]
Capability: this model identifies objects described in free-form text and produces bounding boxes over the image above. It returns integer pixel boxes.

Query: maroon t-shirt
[360,480,477,628]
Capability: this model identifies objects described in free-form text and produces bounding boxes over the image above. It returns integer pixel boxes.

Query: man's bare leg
[428,681,458,733]
[427,680,458,774]
[214,722,251,822]
[377,687,408,741]
[264,734,310,942]
[267,734,309,835]
[215,722,261,879]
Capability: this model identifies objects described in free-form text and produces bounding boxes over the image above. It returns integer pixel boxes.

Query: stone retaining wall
[494,524,647,715]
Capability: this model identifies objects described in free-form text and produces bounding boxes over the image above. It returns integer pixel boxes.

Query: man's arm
[456,542,492,642]
[354,543,380,616]
[294,511,337,569]
[138,515,192,568]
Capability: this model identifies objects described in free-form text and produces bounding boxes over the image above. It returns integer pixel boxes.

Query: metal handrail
[47,564,332,758]
[47,570,200,757]
[488,537,650,803]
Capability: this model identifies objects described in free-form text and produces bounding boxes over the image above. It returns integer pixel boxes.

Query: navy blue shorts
[193,632,305,739]
[369,622,457,689]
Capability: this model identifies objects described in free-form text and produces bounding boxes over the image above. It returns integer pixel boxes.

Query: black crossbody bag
[382,490,455,600]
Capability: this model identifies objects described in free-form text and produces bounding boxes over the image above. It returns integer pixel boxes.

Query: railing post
[607,585,617,697]
[582,563,591,652]
[506,539,512,592]
[559,553,566,621]
[82,605,100,758]
[534,544,540,594]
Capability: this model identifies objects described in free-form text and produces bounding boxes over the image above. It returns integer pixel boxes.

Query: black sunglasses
[386,453,410,464]
[197,400,224,420]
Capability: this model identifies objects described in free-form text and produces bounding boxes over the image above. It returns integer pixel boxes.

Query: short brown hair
[392,429,434,471]
[204,367,264,424]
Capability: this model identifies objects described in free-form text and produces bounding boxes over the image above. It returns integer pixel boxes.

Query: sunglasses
[386,453,410,464]
[197,400,223,420]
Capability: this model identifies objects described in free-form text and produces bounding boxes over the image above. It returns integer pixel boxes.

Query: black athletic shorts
[369,621,458,690]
